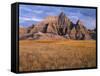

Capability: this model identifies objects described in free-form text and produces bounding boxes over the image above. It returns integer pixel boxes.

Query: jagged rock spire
[57,12,68,35]
[76,19,84,26]
[58,12,66,27]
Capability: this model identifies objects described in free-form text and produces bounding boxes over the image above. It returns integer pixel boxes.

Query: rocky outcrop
[88,28,96,40]
[32,32,66,40]
[19,12,96,40]
[74,20,91,40]
[19,27,27,39]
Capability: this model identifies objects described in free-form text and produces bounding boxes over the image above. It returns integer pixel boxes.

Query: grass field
[19,40,96,72]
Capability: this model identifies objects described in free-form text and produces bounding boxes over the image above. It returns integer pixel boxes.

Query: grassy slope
[19,40,96,71]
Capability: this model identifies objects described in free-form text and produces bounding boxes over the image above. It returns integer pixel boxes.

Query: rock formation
[19,12,96,40]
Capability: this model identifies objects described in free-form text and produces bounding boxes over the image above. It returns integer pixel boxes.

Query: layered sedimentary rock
[19,12,96,40]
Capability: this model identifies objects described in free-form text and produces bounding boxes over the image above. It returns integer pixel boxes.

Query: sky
[19,4,96,29]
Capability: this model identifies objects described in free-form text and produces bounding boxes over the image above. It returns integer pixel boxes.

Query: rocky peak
[58,12,68,23]
[76,20,84,27]
[75,20,84,30]
[59,12,66,18]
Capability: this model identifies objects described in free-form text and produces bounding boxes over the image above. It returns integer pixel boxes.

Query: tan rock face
[19,27,27,37]
[19,12,96,40]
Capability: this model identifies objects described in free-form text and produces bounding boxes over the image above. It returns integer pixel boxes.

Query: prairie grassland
[19,40,96,71]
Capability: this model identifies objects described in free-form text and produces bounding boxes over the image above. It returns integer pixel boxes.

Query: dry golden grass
[19,40,96,72]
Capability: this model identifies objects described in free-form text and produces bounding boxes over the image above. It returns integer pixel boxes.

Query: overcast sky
[19,4,96,29]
